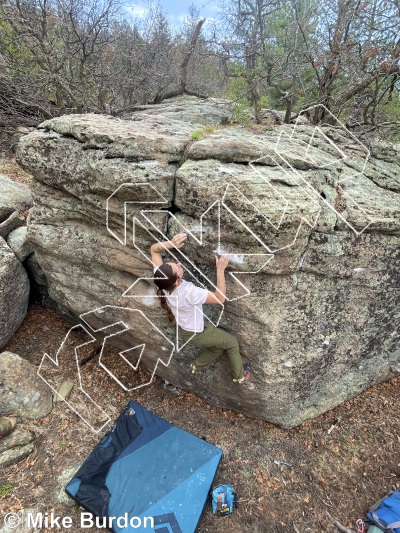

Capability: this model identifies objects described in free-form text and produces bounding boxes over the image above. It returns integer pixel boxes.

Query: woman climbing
[150,233,251,384]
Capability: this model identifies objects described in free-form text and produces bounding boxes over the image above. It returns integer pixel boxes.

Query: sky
[124,0,220,28]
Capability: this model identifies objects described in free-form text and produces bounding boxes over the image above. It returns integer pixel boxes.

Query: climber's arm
[205,255,229,305]
[150,233,187,268]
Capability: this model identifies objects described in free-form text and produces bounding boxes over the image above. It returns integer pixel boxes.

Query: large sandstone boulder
[16,98,400,428]
[0,351,53,419]
[0,238,30,348]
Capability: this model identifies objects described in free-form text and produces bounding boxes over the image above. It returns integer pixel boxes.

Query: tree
[293,0,400,126]
[0,0,398,142]
[212,0,305,122]
[152,5,225,104]
[0,0,123,115]
[213,0,400,132]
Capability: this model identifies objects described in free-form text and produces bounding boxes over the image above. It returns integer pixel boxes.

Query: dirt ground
[0,153,32,185]
[0,155,399,533]
[1,304,399,533]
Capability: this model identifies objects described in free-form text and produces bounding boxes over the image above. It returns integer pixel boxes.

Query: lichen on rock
[16,98,400,428]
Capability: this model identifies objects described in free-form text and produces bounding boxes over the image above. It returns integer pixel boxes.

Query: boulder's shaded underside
[16,98,400,428]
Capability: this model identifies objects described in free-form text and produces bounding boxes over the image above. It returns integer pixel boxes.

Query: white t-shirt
[164,280,208,332]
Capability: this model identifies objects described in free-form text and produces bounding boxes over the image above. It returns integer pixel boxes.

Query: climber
[150,233,251,384]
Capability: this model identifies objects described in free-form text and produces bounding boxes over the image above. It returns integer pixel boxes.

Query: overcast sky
[125,0,220,27]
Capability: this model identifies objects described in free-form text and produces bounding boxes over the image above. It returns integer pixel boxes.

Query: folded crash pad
[65,401,222,533]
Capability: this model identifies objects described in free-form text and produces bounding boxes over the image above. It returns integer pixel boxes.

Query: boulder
[0,211,25,238]
[0,173,32,222]
[0,238,30,348]
[7,226,33,261]
[0,351,53,419]
[0,442,34,468]
[123,96,234,125]
[15,99,400,428]
[10,126,33,150]
[0,428,35,467]
[0,416,17,437]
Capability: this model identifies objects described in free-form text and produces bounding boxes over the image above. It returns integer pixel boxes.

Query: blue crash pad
[65,401,222,533]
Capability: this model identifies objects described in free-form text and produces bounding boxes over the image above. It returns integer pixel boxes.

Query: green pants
[179,322,244,380]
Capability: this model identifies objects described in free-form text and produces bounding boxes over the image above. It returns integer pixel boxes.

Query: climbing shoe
[233,363,251,384]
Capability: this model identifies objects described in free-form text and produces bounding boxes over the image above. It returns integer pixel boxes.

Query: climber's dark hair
[154,263,179,292]
[154,263,179,324]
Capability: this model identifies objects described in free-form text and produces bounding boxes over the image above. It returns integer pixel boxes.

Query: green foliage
[177,156,186,167]
[0,484,13,497]
[0,0,398,140]
[0,18,33,77]
[191,129,204,141]
[190,125,218,141]
[225,67,253,124]
[377,96,400,142]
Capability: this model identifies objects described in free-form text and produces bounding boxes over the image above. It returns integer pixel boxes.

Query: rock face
[0,210,25,238]
[0,174,31,348]
[16,98,400,428]
[0,428,35,468]
[0,238,30,348]
[0,352,53,419]
[0,173,31,222]
[7,226,33,261]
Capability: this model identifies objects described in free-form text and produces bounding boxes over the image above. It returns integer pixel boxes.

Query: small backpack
[367,489,400,532]
[211,484,236,516]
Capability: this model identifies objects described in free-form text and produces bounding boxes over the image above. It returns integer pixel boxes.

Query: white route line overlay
[80,306,175,391]
[106,182,168,245]
[272,130,373,235]
[37,324,111,434]
[38,108,380,432]
[38,181,274,432]
[37,306,175,432]
[133,207,273,298]
[271,103,374,235]
[126,205,273,350]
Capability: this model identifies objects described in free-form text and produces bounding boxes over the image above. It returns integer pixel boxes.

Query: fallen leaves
[1,303,400,533]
